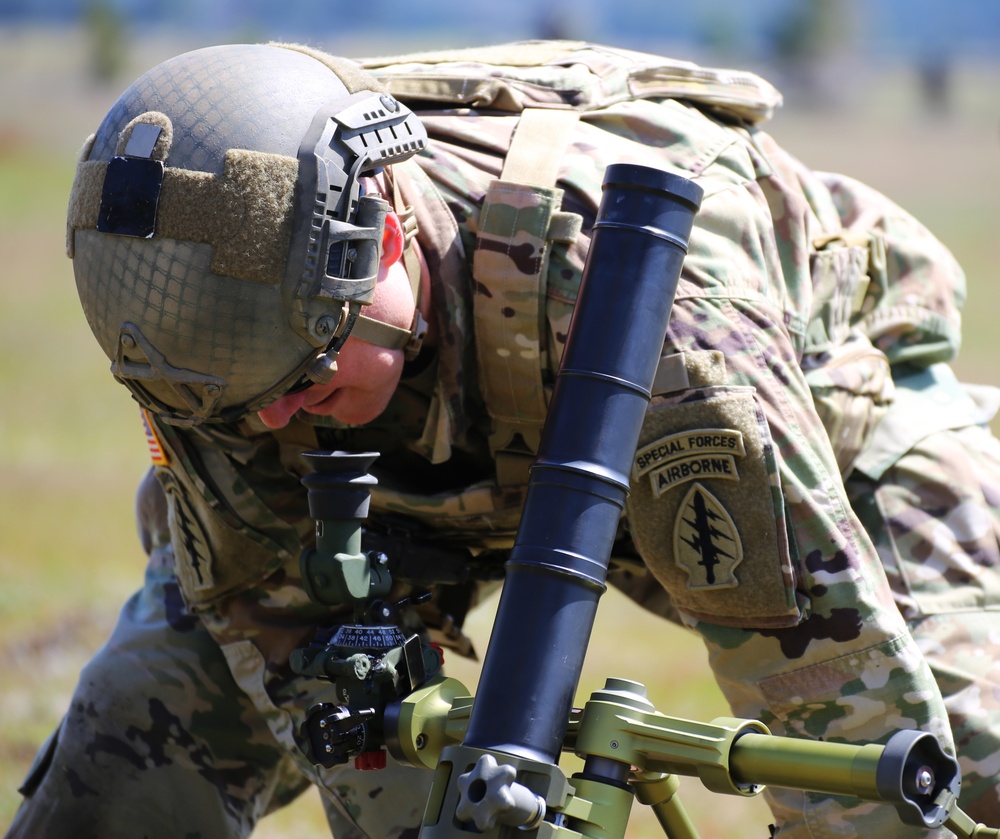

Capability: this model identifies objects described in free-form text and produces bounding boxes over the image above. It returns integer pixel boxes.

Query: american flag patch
[140,408,169,466]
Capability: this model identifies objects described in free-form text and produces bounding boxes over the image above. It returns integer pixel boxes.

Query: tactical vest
[356,40,787,535]
[357,40,959,528]
[367,41,785,491]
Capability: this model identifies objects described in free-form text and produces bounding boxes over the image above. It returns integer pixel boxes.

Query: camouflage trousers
[847,419,1000,826]
[4,541,433,839]
[7,430,1000,838]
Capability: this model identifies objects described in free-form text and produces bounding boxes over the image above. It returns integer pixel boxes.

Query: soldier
[7,40,999,838]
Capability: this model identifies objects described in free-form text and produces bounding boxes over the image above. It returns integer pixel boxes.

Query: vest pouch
[805,230,878,354]
[473,179,580,485]
[801,227,892,476]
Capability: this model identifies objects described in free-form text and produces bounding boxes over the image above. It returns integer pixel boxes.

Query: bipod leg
[631,771,701,839]
[945,807,1000,839]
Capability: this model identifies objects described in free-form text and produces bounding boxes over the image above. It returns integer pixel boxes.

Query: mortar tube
[462,163,704,765]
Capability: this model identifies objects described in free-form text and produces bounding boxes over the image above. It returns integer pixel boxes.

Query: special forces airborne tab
[634,428,745,497]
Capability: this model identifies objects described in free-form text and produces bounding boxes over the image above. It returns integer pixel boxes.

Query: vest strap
[472,108,581,486]
[500,107,580,184]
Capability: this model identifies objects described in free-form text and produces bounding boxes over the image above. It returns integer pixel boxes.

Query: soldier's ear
[380,211,404,268]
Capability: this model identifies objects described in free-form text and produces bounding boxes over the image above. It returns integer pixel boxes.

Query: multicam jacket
[149,42,966,633]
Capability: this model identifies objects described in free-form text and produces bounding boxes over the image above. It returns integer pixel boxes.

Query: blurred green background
[1,9,998,838]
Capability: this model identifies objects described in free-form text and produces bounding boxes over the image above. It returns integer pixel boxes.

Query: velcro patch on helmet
[626,385,802,629]
[68,149,299,285]
[116,111,173,160]
[169,149,298,285]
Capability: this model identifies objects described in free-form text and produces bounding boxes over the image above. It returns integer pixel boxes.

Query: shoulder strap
[499,108,580,184]
[472,108,581,486]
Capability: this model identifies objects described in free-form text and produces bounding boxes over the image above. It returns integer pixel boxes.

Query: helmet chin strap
[351,309,428,359]
[348,176,427,360]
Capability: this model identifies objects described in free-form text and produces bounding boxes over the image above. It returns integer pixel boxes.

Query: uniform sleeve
[624,167,954,836]
[820,171,965,368]
[148,415,306,610]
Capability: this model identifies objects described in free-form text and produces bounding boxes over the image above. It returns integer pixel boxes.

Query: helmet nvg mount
[68,43,428,426]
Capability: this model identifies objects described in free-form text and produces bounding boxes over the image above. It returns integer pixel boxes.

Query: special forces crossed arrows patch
[633,428,745,590]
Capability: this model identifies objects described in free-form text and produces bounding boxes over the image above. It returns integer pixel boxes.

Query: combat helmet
[67,43,427,426]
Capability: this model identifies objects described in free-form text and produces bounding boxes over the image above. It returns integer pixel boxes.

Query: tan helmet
[68,42,427,426]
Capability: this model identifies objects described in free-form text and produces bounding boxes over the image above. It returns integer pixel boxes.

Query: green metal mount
[300,518,392,607]
[382,676,998,839]
[290,451,444,769]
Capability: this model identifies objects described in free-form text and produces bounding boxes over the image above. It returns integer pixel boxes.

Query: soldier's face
[257,213,413,429]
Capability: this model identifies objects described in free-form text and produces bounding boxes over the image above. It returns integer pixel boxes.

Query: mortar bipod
[387,675,998,839]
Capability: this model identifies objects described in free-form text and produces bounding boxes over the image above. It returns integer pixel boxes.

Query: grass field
[1,26,998,838]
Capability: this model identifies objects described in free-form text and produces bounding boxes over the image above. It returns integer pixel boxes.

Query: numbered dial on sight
[330,624,407,652]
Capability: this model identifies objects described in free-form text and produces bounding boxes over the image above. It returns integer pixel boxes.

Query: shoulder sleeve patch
[626,386,803,629]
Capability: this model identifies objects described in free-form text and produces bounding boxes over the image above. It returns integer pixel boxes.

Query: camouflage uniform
[9,42,1000,838]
